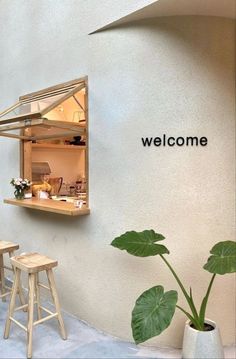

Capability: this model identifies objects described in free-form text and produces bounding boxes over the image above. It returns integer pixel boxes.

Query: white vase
[182,319,224,359]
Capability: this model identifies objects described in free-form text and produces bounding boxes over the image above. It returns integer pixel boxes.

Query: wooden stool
[0,240,25,306]
[4,253,67,358]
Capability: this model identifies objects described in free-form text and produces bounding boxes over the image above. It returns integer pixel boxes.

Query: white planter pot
[182,319,224,359]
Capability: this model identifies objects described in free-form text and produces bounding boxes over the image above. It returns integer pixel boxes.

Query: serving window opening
[1,77,89,216]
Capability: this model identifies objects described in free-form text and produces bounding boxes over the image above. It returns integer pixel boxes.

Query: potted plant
[111,229,236,358]
[10,177,31,199]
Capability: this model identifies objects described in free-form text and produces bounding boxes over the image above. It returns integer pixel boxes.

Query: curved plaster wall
[91,0,236,32]
[0,7,235,349]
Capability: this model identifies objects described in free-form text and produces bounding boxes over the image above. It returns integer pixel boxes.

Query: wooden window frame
[3,77,90,217]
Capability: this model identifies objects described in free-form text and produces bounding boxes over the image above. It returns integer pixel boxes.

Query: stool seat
[0,241,19,254]
[10,253,58,273]
[0,240,25,306]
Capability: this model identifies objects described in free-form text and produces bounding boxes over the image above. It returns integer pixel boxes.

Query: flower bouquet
[10,178,31,200]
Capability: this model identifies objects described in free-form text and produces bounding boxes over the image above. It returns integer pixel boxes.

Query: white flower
[10,177,32,190]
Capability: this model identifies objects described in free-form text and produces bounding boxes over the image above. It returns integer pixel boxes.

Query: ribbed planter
[182,319,224,359]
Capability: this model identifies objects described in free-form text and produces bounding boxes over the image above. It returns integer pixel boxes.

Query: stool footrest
[14,301,38,312]
[14,303,29,311]
[33,313,58,326]
[10,317,27,332]
[0,291,11,298]
[39,305,54,316]
[38,283,50,291]
[10,310,58,331]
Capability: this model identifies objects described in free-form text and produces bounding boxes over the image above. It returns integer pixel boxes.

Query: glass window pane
[45,92,85,125]
[0,92,68,121]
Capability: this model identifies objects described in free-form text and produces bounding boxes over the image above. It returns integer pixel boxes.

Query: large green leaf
[111,230,169,257]
[132,286,178,344]
[203,241,236,275]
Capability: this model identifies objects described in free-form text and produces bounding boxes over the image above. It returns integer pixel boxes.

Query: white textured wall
[0,0,235,348]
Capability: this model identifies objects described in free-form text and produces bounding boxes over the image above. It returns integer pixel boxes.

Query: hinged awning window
[0,77,87,140]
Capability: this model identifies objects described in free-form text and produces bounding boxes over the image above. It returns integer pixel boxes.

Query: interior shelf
[32,143,86,150]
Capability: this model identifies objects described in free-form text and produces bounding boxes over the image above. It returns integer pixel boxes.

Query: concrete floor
[0,298,235,359]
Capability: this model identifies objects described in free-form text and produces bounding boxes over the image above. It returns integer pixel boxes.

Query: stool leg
[35,273,42,320]
[9,251,26,311]
[4,268,21,339]
[46,269,67,340]
[27,273,35,359]
[0,254,6,302]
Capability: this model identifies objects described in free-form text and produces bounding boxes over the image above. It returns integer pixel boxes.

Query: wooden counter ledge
[4,198,90,216]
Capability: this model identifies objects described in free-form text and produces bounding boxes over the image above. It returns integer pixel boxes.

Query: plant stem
[199,273,216,327]
[205,273,216,302]
[160,254,201,327]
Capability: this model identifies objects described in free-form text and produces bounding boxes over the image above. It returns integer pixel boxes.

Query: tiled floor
[0,299,235,358]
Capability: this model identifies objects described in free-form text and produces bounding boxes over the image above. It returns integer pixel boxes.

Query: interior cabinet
[0,77,90,216]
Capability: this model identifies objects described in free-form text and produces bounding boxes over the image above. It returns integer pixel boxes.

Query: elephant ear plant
[111,230,236,344]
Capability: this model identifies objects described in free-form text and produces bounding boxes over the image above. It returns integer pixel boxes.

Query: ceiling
[91,0,236,33]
